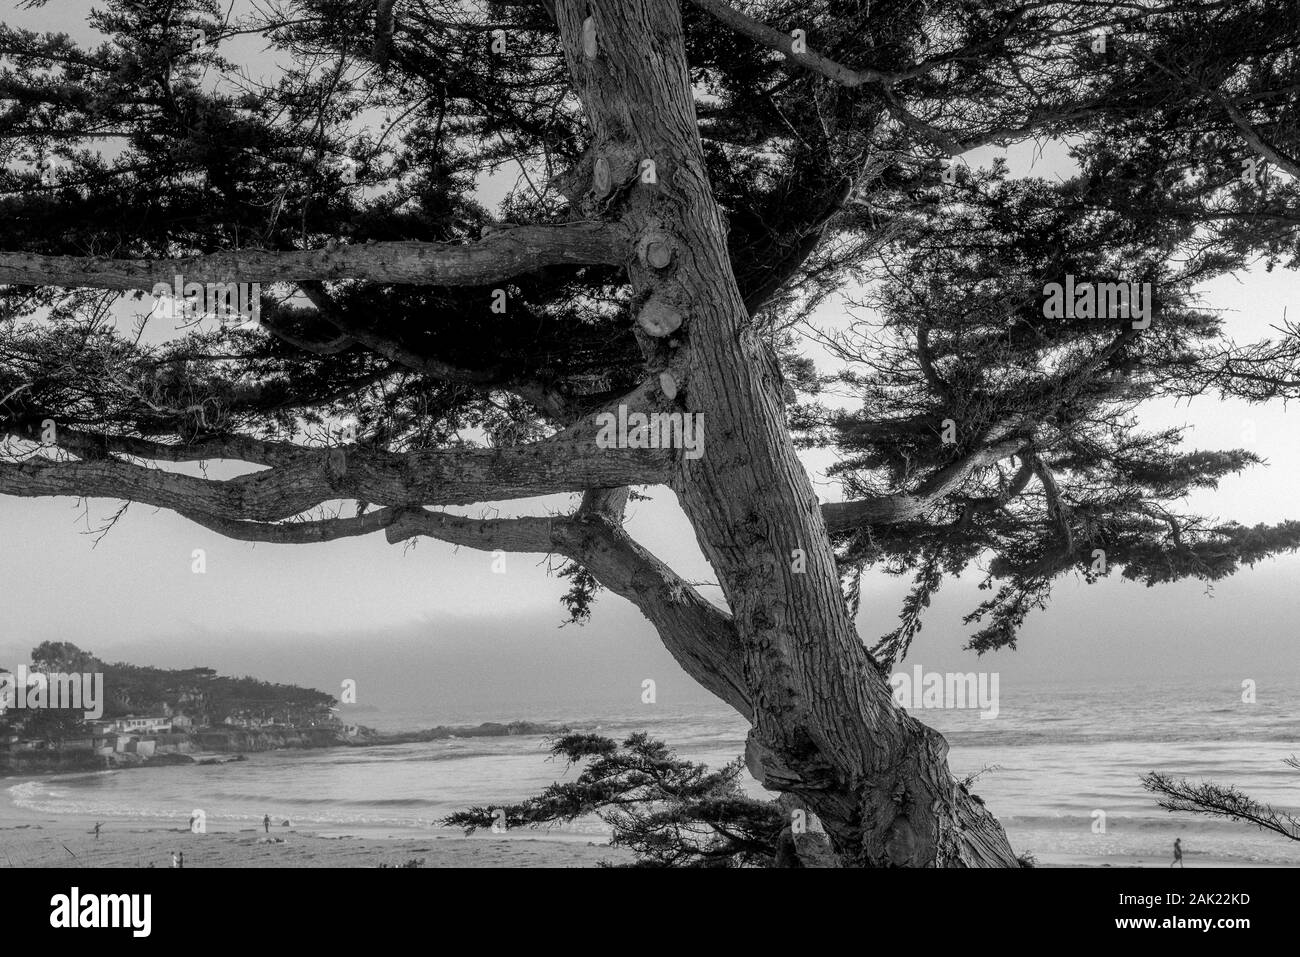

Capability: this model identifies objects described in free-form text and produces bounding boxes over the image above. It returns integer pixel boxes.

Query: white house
[111,715,172,734]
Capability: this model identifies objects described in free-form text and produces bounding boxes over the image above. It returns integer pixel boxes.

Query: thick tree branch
[822,437,1025,532]
[0,407,675,515]
[0,455,333,522]
[179,505,402,543]
[0,223,631,291]
[38,426,307,468]
[1028,451,1075,556]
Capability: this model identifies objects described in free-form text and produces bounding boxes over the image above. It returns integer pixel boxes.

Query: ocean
[6,677,1299,866]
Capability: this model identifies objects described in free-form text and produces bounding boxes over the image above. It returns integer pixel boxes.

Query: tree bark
[555,0,1018,867]
[0,411,673,516]
[0,223,628,290]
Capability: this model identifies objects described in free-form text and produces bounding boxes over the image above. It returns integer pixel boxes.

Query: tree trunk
[555,0,1018,867]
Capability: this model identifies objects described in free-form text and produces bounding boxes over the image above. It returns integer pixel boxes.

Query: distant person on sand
[170,851,178,869]
[93,822,101,840]
[1171,838,1184,867]
[263,814,270,834]
[178,851,184,869]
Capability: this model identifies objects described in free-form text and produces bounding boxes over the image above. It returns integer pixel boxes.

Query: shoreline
[0,720,574,779]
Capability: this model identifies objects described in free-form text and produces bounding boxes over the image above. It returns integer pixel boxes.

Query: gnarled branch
[0,223,631,291]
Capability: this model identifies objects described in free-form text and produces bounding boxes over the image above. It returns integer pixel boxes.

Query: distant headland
[0,642,564,775]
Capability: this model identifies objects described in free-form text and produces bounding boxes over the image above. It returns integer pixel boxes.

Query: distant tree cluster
[1,642,335,737]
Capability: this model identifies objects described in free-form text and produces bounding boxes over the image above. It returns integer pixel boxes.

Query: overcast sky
[1,3,1297,718]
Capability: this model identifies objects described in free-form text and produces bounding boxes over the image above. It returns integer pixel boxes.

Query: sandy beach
[0,802,630,868]
[1,803,1268,867]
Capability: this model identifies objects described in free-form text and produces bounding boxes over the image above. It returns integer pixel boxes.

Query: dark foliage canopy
[1,0,1298,659]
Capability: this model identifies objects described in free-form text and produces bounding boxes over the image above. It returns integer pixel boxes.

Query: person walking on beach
[178,851,184,869]
[93,822,101,840]
[263,814,270,834]
[170,851,178,869]
[1171,838,1184,867]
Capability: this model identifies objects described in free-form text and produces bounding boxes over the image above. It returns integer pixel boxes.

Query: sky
[1,2,1297,720]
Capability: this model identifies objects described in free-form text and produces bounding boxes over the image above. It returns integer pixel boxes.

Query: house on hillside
[111,715,172,734]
